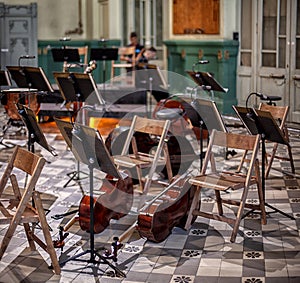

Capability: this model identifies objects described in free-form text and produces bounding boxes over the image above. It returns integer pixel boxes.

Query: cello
[52,119,134,244]
[79,172,133,234]
[136,174,198,243]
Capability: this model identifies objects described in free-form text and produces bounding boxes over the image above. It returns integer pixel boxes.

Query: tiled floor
[0,107,300,283]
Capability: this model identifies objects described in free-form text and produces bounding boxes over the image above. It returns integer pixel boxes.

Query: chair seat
[189,172,257,191]
[114,152,166,168]
[112,63,134,68]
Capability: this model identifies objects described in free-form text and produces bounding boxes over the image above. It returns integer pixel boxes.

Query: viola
[136,177,198,243]
[79,173,133,234]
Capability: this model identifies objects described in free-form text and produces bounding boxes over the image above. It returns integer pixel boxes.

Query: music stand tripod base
[63,162,89,188]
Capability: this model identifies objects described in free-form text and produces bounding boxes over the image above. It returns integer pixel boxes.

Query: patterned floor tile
[0,105,300,282]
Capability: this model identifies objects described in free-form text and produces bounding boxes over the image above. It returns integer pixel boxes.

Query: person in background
[121,32,146,67]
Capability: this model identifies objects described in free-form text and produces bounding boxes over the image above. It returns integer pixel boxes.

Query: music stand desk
[17,104,56,156]
[6,66,53,92]
[90,48,118,61]
[233,106,288,145]
[51,48,80,63]
[186,70,228,93]
[53,72,104,105]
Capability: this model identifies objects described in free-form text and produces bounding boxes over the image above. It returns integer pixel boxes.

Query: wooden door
[0,3,37,70]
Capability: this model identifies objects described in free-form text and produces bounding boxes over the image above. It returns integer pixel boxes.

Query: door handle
[269,74,285,79]
[293,75,300,80]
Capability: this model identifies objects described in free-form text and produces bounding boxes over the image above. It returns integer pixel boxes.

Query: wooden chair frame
[0,146,60,274]
[113,115,172,194]
[111,46,136,86]
[184,130,267,243]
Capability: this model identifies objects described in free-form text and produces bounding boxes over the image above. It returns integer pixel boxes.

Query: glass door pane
[296,0,300,69]
[262,0,277,67]
[240,0,252,66]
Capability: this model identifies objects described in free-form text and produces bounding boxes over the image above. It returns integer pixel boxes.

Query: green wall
[164,40,239,114]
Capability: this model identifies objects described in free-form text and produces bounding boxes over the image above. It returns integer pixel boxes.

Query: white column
[109,0,123,40]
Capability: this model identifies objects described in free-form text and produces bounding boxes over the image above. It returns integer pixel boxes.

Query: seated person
[121,32,147,69]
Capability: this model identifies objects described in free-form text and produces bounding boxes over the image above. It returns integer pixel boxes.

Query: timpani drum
[1,88,40,121]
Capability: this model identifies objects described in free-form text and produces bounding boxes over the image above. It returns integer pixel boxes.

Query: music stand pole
[62,73,89,187]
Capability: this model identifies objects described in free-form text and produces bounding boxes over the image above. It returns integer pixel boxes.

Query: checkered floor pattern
[0,110,299,283]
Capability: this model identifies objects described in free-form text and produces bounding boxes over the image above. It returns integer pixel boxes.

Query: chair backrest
[202,130,260,176]
[121,115,171,155]
[118,46,136,62]
[258,103,289,130]
[0,146,45,195]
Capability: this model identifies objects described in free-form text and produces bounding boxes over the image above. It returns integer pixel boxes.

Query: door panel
[238,0,299,122]
[290,0,300,122]
[0,3,37,69]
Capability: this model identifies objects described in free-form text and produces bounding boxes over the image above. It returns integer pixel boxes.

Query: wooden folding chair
[113,115,172,194]
[184,130,267,243]
[0,146,60,274]
[111,46,136,86]
[258,103,295,178]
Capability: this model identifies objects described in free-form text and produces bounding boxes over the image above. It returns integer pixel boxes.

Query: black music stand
[16,103,56,155]
[53,72,105,187]
[53,72,104,105]
[135,64,169,115]
[186,70,228,99]
[233,105,295,220]
[191,98,227,169]
[51,48,80,63]
[90,47,118,92]
[6,66,53,92]
[54,118,125,277]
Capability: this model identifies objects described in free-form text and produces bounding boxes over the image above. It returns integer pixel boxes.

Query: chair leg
[23,223,36,251]
[255,161,267,225]
[0,214,20,259]
[33,192,61,275]
[0,185,31,259]
[136,166,144,193]
[215,190,223,215]
[184,186,201,230]
[238,150,248,172]
[163,145,173,182]
[230,187,249,243]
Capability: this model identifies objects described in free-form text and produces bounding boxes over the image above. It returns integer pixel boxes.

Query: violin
[136,176,198,243]
[79,172,133,234]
